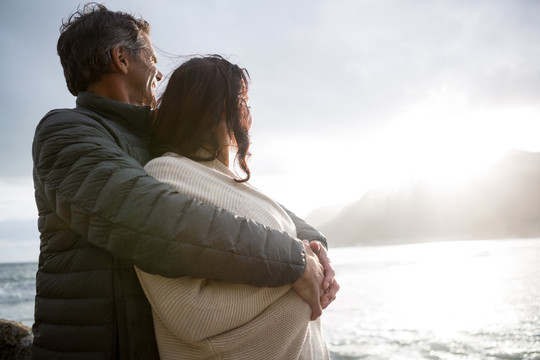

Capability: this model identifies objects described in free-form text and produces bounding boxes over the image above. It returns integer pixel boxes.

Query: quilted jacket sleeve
[282,206,328,249]
[32,110,306,287]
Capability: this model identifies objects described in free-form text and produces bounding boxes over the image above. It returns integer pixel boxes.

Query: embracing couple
[32,3,339,360]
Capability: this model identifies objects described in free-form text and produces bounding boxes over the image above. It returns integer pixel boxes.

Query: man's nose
[156,70,163,82]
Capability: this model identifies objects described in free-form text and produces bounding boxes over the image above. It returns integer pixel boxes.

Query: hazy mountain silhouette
[308,149,540,246]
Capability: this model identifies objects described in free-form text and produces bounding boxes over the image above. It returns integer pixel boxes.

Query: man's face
[128,33,163,106]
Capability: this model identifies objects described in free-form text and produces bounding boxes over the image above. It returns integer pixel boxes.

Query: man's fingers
[292,240,325,321]
[326,278,340,299]
[310,241,335,290]
[321,295,336,310]
[321,279,340,309]
[297,240,341,315]
[309,240,321,255]
[322,268,334,291]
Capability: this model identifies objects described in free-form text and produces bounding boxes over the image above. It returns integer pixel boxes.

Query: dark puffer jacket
[32,92,326,359]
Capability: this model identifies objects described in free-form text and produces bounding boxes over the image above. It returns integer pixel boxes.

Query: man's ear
[110,46,129,75]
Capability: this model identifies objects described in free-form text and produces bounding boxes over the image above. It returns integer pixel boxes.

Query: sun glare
[361,93,540,189]
[249,90,540,217]
[377,241,521,336]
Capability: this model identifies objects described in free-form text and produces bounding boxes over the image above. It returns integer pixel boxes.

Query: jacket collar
[76,91,152,135]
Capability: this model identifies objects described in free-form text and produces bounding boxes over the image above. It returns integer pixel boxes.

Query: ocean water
[1,239,539,359]
[322,238,540,360]
[0,262,36,327]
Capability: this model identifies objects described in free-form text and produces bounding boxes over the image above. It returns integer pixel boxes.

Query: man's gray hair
[57,2,151,96]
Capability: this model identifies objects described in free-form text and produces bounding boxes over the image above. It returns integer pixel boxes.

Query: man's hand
[309,241,340,309]
[292,240,325,320]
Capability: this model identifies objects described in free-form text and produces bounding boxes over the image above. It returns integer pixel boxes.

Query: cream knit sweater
[136,152,329,360]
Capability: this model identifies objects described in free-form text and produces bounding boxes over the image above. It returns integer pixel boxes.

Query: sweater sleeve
[32,110,305,287]
[136,271,293,342]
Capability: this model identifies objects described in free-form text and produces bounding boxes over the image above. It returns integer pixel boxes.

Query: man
[32,3,338,359]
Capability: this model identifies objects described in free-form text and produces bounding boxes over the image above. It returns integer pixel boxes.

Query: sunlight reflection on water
[323,239,540,360]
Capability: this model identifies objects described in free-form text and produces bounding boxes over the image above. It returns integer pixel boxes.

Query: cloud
[0,1,75,177]
[0,178,37,221]
[0,219,39,263]
[0,219,38,242]
[2,0,540,217]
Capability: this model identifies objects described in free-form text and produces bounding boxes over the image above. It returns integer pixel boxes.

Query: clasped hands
[292,240,340,321]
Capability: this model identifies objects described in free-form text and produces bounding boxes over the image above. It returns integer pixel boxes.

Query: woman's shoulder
[144,152,198,179]
[145,152,236,185]
[145,152,195,169]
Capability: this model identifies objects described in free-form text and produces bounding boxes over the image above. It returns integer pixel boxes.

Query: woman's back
[136,152,328,359]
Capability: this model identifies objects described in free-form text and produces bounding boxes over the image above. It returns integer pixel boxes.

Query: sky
[1,0,540,262]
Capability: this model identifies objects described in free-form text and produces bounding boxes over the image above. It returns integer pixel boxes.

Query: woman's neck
[217,147,230,167]
[200,144,230,168]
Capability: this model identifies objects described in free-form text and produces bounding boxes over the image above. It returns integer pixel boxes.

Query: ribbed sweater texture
[136,152,329,359]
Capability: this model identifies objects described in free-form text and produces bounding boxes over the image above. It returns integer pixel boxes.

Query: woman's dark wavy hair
[151,55,252,182]
[57,2,151,96]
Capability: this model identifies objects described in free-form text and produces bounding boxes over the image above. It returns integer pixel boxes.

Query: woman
[136,55,329,360]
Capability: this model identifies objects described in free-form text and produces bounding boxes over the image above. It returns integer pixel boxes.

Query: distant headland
[307,149,540,247]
